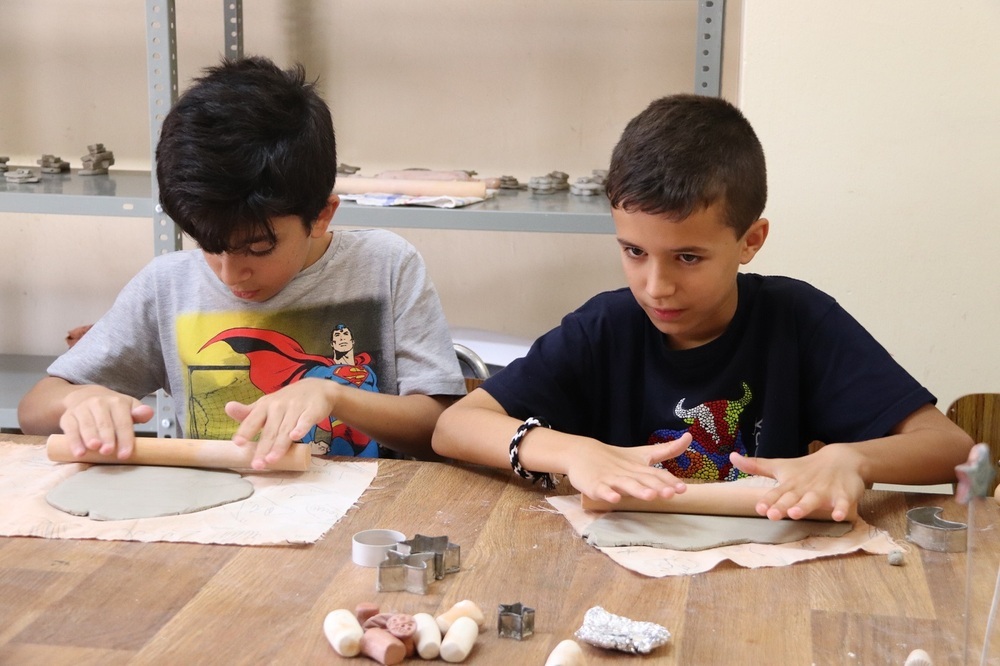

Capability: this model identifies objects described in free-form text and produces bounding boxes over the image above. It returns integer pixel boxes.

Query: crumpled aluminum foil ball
[574,606,671,654]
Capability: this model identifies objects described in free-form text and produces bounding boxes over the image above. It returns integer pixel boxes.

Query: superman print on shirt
[176,304,389,457]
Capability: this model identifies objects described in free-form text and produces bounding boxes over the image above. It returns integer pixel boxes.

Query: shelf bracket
[695,0,725,97]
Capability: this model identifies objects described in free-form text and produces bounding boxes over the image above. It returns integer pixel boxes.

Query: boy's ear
[739,218,769,264]
[310,194,340,236]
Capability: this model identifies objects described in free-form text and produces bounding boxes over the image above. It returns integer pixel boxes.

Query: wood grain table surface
[2,433,997,665]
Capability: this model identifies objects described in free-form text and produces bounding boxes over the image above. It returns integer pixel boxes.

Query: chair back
[947,393,1000,492]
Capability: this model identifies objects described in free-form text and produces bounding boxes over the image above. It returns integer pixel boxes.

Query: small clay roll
[359,627,406,666]
[323,609,364,657]
[386,613,417,656]
[436,599,486,634]
[362,612,393,630]
[399,635,416,658]
[356,602,380,624]
[386,613,417,639]
[440,616,479,663]
[413,612,442,659]
[545,639,585,666]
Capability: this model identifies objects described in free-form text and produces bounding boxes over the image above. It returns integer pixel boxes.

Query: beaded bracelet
[508,416,558,489]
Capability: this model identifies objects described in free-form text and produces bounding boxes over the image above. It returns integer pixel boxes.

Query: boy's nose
[217,254,251,285]
[646,264,676,299]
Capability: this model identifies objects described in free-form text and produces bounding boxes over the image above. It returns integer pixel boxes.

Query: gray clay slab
[583,511,853,551]
[46,465,254,521]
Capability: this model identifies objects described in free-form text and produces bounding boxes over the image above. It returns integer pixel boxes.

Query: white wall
[739,0,1000,411]
[2,0,997,414]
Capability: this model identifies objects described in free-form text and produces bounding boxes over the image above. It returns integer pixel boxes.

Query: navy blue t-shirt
[483,273,934,482]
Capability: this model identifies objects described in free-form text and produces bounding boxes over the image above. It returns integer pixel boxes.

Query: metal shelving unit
[0,0,725,432]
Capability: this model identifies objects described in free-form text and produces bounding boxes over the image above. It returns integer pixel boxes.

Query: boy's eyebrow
[231,234,276,249]
[615,238,710,253]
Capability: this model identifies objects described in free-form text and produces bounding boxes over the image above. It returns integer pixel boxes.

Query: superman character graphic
[647,382,753,481]
[199,324,380,457]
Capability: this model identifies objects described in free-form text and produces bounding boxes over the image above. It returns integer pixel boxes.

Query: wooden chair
[946,393,1000,493]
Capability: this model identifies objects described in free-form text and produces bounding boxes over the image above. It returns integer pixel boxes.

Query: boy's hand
[59,386,154,460]
[730,445,866,521]
[226,378,337,470]
[567,433,693,504]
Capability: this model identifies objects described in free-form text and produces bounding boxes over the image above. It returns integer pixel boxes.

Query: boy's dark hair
[156,56,337,253]
[606,94,767,237]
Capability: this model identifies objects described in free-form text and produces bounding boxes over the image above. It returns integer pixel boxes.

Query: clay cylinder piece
[545,639,586,666]
[355,602,380,624]
[323,609,364,657]
[413,612,442,659]
[440,615,479,663]
[436,599,485,634]
[360,627,406,666]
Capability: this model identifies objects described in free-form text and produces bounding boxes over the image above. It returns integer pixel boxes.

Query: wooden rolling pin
[581,482,842,521]
[334,176,487,199]
[46,434,312,472]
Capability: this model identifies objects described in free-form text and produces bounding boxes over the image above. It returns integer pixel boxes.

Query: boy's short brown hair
[605,94,767,237]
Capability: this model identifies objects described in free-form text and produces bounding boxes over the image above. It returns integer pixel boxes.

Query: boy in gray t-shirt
[18,57,465,467]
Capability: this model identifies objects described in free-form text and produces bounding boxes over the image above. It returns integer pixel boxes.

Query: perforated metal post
[146,1,180,437]
[145,0,181,258]
[224,1,244,59]
[695,0,725,97]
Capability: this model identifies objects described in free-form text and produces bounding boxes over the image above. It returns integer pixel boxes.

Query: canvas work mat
[0,441,376,546]
[547,492,901,577]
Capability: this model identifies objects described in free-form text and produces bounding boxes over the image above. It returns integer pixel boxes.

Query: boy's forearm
[432,391,583,474]
[432,392,525,469]
[17,376,75,435]
[331,388,454,459]
[842,404,974,486]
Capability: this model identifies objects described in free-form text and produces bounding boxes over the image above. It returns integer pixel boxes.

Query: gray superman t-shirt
[48,229,465,456]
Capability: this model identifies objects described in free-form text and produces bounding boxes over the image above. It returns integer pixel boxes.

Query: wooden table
[1,433,997,664]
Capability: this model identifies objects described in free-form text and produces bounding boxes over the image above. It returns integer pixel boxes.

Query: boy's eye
[245,244,277,257]
[678,253,701,264]
[623,246,645,258]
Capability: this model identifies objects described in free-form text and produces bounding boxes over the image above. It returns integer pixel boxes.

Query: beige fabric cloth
[0,441,376,546]
[548,492,901,577]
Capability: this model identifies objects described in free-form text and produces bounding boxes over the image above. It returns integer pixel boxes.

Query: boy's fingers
[590,484,622,505]
[785,491,821,520]
[60,414,87,457]
[131,404,155,424]
[225,401,252,424]
[730,451,769,477]
[831,497,853,522]
[645,435,692,468]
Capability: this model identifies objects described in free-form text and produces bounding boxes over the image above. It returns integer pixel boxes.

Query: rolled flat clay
[582,511,853,551]
[46,465,254,521]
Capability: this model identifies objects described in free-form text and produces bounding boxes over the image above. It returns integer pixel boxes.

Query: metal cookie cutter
[376,550,436,594]
[498,602,535,640]
[905,506,967,552]
[392,534,461,580]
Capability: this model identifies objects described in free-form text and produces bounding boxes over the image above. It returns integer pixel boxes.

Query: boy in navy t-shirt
[432,94,973,521]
